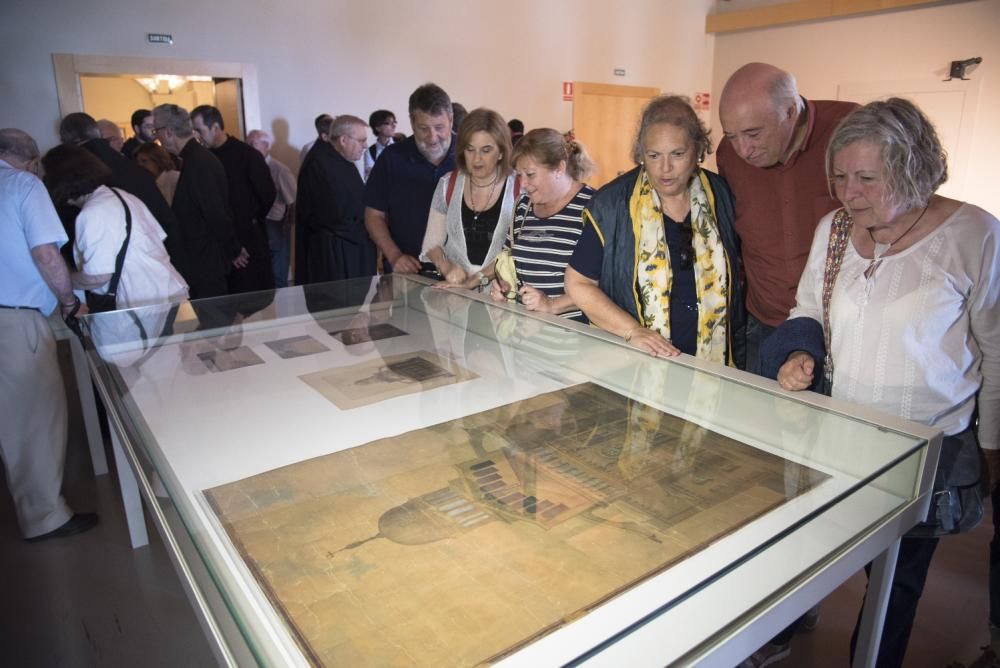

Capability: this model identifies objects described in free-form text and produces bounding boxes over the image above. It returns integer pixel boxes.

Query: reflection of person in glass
[764,98,1000,668]
[565,96,744,366]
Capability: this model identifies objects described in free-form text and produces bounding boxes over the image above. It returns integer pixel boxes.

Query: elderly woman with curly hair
[762,97,1000,668]
[565,95,745,366]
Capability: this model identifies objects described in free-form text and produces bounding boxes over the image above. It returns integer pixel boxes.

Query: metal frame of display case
[82,276,941,668]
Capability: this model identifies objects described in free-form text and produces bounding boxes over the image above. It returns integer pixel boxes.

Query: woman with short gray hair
[764,97,1000,667]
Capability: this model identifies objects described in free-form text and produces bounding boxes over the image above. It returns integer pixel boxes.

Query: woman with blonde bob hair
[763,97,1000,667]
[487,128,596,320]
[565,95,744,364]
[421,107,516,288]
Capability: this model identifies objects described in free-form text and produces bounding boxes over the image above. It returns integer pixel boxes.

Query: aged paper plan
[206,383,828,666]
[264,335,330,359]
[298,350,478,410]
[196,345,265,372]
[329,322,408,345]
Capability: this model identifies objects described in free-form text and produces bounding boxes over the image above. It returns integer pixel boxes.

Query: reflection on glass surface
[206,381,830,666]
[80,275,928,666]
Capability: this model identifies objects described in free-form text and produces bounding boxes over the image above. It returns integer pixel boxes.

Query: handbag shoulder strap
[106,187,133,300]
[821,208,853,382]
[445,170,460,206]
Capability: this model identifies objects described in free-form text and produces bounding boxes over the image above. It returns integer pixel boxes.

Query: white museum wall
[709,0,1000,216]
[0,0,716,172]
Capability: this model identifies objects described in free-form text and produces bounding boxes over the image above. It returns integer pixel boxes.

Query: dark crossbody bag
[85,188,133,313]
[908,426,987,537]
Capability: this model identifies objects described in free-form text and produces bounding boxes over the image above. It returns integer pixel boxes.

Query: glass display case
[81,275,941,667]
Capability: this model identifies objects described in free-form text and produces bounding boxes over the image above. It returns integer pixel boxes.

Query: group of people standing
[380,69,997,668]
[1,60,997,667]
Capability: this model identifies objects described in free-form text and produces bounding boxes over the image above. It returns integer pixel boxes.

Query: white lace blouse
[790,203,1000,448]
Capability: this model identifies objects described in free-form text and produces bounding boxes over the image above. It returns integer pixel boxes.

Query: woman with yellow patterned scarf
[565,95,745,367]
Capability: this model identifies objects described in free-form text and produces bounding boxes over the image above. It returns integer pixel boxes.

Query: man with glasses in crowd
[297,115,375,282]
[152,103,241,299]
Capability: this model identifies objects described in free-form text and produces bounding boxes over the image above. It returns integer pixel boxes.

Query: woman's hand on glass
[444,265,468,285]
[490,277,510,302]
[518,285,551,313]
[625,328,680,357]
[777,351,815,391]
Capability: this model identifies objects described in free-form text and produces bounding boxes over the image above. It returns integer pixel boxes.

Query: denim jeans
[265,218,290,288]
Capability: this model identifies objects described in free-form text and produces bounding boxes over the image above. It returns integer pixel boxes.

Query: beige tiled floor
[0,342,992,667]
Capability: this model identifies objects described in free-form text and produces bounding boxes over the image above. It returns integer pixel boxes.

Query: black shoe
[25,513,99,542]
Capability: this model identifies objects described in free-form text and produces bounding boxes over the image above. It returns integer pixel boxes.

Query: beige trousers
[0,309,72,538]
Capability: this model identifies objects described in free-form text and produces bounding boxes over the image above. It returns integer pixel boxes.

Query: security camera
[947,57,982,81]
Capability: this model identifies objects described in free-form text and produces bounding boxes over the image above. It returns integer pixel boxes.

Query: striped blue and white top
[506,185,595,322]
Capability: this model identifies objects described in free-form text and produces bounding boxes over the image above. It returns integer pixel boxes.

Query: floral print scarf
[630,168,729,363]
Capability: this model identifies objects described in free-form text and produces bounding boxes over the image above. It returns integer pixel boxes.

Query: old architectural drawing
[298,350,478,410]
[206,382,827,666]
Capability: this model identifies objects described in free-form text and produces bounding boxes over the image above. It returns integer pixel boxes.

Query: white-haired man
[0,128,98,542]
[297,115,376,282]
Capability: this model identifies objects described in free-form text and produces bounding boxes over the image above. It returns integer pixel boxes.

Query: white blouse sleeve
[971,213,1000,449]
[420,173,451,262]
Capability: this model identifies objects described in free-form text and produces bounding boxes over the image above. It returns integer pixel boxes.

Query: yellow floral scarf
[630,168,729,363]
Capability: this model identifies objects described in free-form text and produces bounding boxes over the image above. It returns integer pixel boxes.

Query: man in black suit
[152,103,241,299]
[191,105,276,294]
[296,114,376,283]
[58,112,183,266]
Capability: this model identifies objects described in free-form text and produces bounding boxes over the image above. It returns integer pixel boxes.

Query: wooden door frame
[52,53,260,132]
[572,82,661,187]
[573,82,660,99]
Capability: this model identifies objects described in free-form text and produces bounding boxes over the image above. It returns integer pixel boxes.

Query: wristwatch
[478,273,490,287]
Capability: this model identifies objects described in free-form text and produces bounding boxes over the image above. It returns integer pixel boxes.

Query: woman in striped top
[489,128,595,322]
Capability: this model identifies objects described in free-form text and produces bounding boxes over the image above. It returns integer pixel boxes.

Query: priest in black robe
[295,114,376,284]
[153,103,241,300]
[192,105,276,295]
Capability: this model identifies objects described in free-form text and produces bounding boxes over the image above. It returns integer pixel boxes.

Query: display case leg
[852,537,900,668]
[69,335,108,476]
[110,426,149,548]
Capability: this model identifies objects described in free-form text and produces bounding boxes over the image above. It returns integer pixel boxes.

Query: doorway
[53,53,260,141]
[572,82,660,189]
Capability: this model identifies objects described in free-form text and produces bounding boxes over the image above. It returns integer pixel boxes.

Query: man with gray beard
[364,83,456,273]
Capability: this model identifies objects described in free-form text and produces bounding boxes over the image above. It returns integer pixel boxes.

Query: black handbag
[85,188,133,313]
[908,427,986,538]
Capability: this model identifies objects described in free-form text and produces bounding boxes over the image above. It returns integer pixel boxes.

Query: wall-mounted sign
[694,91,711,112]
[563,81,574,102]
[147,33,174,45]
